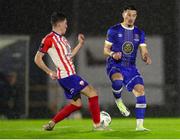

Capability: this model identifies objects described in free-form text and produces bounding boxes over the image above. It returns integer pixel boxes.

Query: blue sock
[135,95,146,119]
[112,80,123,99]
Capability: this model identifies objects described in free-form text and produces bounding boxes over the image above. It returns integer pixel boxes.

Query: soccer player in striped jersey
[34,12,106,131]
[104,5,152,131]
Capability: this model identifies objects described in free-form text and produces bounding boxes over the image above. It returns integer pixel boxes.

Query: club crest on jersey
[122,41,134,54]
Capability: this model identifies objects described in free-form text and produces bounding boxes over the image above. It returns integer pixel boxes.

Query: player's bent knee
[112,80,123,88]
[133,89,145,96]
[76,104,82,109]
[81,85,97,98]
[133,85,145,96]
[138,91,144,96]
[70,99,82,108]
[111,73,123,81]
[89,87,98,97]
[71,103,82,109]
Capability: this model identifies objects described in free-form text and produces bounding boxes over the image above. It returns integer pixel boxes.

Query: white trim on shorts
[125,75,142,89]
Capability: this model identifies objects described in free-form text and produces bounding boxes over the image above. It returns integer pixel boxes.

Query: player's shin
[88,96,101,126]
[43,104,81,131]
[112,80,130,116]
[112,80,123,99]
[135,95,146,128]
[52,104,81,123]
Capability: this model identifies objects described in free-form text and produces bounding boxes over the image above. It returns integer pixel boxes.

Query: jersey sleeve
[139,30,147,47]
[105,28,116,45]
[39,36,52,53]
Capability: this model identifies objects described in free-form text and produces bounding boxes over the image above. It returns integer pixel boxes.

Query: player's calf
[88,96,101,125]
[112,80,123,99]
[135,94,148,131]
[43,103,82,131]
[112,80,130,116]
[81,86,101,127]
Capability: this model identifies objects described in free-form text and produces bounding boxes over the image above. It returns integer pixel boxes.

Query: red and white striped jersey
[39,31,76,79]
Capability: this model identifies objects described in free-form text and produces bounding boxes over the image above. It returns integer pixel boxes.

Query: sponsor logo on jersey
[118,33,123,37]
[70,88,75,94]
[134,34,140,41]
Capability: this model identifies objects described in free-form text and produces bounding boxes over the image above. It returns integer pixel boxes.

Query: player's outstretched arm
[139,45,152,65]
[71,34,85,58]
[34,51,57,80]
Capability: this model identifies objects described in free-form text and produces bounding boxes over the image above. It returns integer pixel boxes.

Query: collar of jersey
[52,31,62,36]
[120,23,134,30]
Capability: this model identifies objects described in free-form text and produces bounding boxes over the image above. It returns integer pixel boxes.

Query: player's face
[57,19,68,35]
[122,10,137,26]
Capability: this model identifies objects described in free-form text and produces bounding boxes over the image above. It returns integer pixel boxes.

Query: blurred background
[0,0,179,119]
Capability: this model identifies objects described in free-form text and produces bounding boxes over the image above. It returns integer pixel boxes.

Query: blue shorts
[58,75,89,100]
[106,65,144,92]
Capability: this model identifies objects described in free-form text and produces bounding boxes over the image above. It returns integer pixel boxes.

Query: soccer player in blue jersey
[104,5,152,131]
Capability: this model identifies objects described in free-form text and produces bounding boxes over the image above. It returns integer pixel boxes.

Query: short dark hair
[123,5,137,12]
[51,12,66,26]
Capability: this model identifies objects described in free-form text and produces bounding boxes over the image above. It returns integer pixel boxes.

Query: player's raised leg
[132,84,149,131]
[111,72,130,117]
[43,98,82,131]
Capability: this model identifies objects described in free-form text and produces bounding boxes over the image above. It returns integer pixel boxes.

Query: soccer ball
[100,111,111,127]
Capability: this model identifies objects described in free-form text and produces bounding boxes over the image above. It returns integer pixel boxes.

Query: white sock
[136,119,144,128]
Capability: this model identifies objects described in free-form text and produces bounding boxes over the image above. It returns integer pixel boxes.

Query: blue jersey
[105,23,146,66]
[105,23,146,91]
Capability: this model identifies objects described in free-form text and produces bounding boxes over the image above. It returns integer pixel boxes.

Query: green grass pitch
[0,118,180,139]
